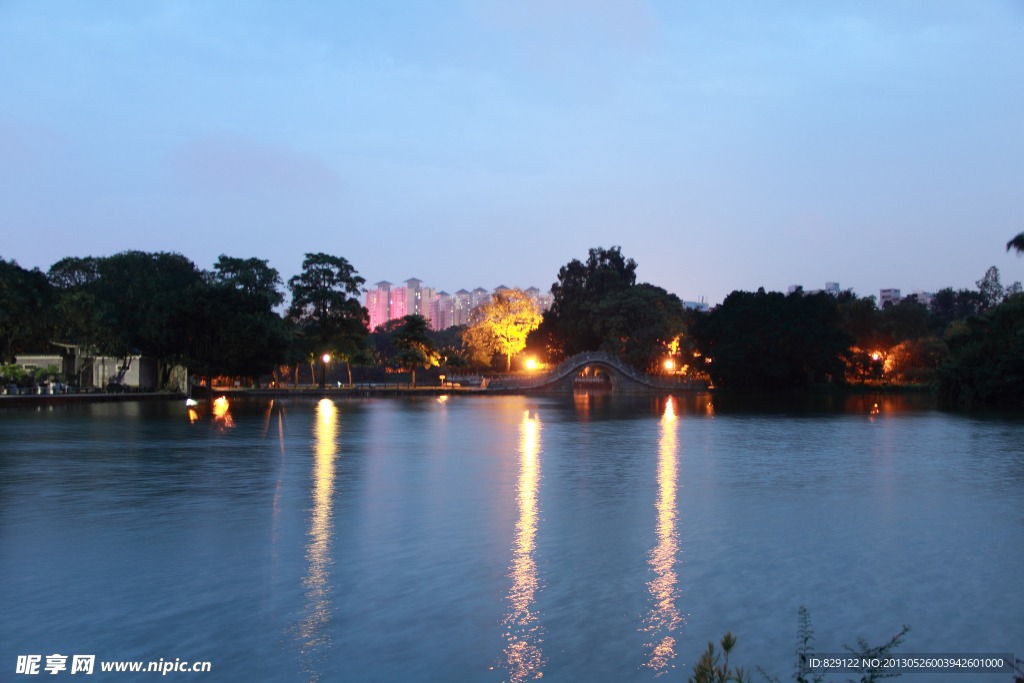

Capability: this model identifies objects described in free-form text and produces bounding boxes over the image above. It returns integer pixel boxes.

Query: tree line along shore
[2,243,1023,405]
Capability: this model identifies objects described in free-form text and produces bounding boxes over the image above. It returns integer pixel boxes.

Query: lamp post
[321,353,330,390]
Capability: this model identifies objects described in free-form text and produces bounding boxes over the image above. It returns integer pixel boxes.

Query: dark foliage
[535,246,637,360]
[390,315,438,387]
[91,251,203,364]
[39,251,295,386]
[529,247,683,372]
[758,607,909,683]
[839,296,929,352]
[689,632,750,683]
[183,261,289,380]
[591,283,686,373]
[690,289,853,389]
[937,294,1024,405]
[287,253,370,386]
[0,257,54,363]
[211,255,285,307]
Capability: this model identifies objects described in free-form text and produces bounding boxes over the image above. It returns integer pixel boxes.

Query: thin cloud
[0,117,72,169]
[468,0,660,51]
[171,135,340,196]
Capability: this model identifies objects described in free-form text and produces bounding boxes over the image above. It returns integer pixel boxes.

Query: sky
[1,0,1023,304]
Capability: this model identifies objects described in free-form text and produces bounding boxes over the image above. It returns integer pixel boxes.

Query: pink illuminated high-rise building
[429,291,454,331]
[365,281,392,332]
[365,278,435,330]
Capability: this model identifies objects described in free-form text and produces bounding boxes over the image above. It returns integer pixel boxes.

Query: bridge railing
[486,351,707,391]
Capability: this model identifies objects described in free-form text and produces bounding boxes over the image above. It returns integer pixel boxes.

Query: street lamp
[664,359,674,371]
[321,353,330,389]
[526,359,537,370]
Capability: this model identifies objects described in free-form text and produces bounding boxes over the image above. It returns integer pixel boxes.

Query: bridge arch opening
[574,366,613,392]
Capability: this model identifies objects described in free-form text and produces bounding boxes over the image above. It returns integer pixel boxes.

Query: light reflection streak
[261,399,275,439]
[300,399,338,681]
[642,398,683,675]
[502,410,545,683]
[212,396,234,428]
[272,411,286,533]
[573,392,589,420]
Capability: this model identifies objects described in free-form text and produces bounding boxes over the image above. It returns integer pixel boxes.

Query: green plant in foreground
[688,631,751,683]
[757,607,909,683]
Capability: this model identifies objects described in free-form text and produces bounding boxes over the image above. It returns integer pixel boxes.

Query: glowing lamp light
[526,359,537,370]
[872,353,880,361]
[322,353,331,363]
[664,360,674,370]
[212,396,231,425]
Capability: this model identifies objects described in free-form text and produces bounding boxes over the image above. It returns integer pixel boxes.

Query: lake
[1,394,1021,681]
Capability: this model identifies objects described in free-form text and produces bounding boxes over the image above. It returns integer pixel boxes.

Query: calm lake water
[1,394,1022,682]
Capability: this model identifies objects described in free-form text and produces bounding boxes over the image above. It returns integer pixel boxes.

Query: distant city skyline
[365,279,552,331]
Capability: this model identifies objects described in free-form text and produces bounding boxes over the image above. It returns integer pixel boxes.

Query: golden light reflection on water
[642,397,683,676]
[300,398,338,681]
[212,396,234,428]
[502,410,545,683]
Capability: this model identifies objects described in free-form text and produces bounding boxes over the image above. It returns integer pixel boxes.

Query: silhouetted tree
[1006,232,1024,255]
[390,315,439,388]
[534,246,637,359]
[690,289,853,390]
[91,251,203,387]
[976,266,1004,309]
[591,283,685,373]
[938,293,1024,404]
[287,253,369,388]
[0,258,54,363]
[184,256,289,381]
[929,287,984,335]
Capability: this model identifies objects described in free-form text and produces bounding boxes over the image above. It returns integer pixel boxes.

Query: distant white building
[910,289,935,307]
[683,300,710,313]
[879,289,901,308]
[453,289,473,326]
[13,354,157,389]
[470,287,490,310]
[524,286,553,313]
[92,357,158,389]
[790,282,839,296]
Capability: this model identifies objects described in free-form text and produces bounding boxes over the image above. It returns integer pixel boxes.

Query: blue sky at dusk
[1,0,1023,303]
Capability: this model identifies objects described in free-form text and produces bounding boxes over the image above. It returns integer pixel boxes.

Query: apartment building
[366,279,554,331]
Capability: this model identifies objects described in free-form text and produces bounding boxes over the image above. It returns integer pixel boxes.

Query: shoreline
[0,392,183,408]
[0,383,940,408]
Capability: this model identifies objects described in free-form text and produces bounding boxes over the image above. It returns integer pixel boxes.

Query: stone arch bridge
[487,351,704,393]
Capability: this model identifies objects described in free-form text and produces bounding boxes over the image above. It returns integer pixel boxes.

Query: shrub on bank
[937,294,1024,405]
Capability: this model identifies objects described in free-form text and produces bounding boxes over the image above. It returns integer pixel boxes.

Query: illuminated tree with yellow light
[462,288,542,372]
